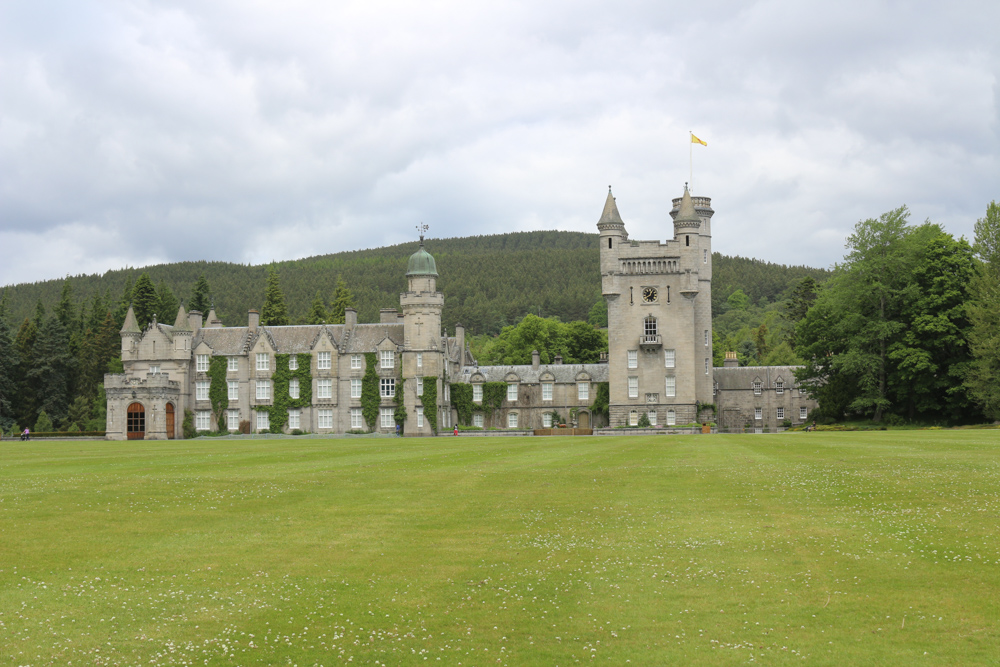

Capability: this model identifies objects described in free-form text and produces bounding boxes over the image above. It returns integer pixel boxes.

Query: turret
[120,303,141,359]
[597,187,626,277]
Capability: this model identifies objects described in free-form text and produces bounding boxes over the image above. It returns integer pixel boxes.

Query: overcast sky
[1,0,998,287]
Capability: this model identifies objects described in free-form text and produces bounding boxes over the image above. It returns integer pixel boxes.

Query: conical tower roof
[597,187,624,225]
[173,303,191,331]
[121,303,141,334]
[673,184,701,228]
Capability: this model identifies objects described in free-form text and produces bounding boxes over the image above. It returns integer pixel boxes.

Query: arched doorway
[165,403,175,439]
[578,411,591,429]
[127,402,145,440]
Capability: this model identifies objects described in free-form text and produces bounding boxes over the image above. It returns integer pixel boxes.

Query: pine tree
[964,201,1000,418]
[0,293,16,431]
[329,275,356,324]
[132,273,159,328]
[13,317,39,427]
[261,264,290,326]
[189,274,211,315]
[306,290,328,324]
[112,276,134,329]
[28,316,75,426]
[54,278,76,329]
[155,280,179,323]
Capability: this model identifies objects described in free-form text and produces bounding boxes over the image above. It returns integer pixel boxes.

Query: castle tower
[600,185,715,427]
[400,233,445,435]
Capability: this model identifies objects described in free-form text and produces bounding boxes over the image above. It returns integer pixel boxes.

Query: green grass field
[1,432,998,666]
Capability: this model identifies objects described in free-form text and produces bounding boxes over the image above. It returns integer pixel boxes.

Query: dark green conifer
[261,265,290,326]
[189,274,211,315]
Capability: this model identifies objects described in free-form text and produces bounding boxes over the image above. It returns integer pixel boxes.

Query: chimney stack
[724,350,739,368]
[455,323,465,359]
[380,308,397,324]
[554,354,563,365]
[344,307,357,329]
[531,349,540,369]
[248,309,260,332]
[188,310,203,333]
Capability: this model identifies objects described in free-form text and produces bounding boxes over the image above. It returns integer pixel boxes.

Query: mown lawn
[1,431,998,665]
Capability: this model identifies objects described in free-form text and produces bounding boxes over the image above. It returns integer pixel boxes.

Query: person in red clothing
[453,426,458,436]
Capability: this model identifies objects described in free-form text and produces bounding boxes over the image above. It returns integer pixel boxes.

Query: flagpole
[689,131,693,193]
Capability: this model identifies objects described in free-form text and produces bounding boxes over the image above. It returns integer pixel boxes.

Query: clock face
[642,287,657,303]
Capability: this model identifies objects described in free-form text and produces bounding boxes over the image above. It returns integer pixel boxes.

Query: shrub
[182,410,196,439]
[637,412,651,428]
[34,411,54,433]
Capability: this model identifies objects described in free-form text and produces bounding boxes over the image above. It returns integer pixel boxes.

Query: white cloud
[0,0,997,285]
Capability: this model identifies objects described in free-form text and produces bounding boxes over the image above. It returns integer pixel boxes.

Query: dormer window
[752,380,762,395]
[775,380,784,395]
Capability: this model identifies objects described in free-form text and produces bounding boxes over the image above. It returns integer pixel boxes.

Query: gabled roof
[345,323,404,353]
[713,365,804,391]
[194,328,251,356]
[461,363,609,384]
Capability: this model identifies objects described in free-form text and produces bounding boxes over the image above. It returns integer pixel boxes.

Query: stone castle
[105,187,817,439]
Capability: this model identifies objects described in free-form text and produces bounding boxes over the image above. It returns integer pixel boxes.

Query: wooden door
[578,411,591,429]
[127,402,145,440]
[165,403,175,439]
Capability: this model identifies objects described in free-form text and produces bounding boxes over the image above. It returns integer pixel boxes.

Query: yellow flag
[691,133,707,146]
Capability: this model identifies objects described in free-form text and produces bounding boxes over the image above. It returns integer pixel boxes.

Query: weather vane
[416,223,429,243]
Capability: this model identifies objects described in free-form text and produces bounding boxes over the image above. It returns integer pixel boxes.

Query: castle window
[647,410,657,426]
[753,380,762,395]
[704,249,708,263]
[508,413,518,429]
[316,379,333,398]
[288,356,298,370]
[507,383,518,402]
[705,330,709,346]
[629,410,638,426]
[777,407,785,420]
[628,376,639,398]
[665,376,676,397]
[227,409,239,430]
[644,316,657,337]
[542,383,553,401]
[318,409,333,429]
[417,353,423,368]
[775,380,784,395]
[608,238,612,249]
[380,350,394,369]
[256,411,269,431]
[149,365,160,374]
[543,413,552,428]
[800,407,808,420]
[256,353,269,371]
[228,357,238,372]
[256,380,271,400]
[351,378,362,399]
[288,409,301,430]
[685,235,690,246]
[667,409,676,426]
[289,377,300,399]
[380,407,394,428]
[351,408,363,429]
[473,413,484,427]
[196,354,209,372]
[380,378,395,398]
[317,352,331,370]
[196,381,210,401]
[664,349,675,368]
[417,411,424,428]
[417,377,424,395]
[705,358,710,374]
[628,350,638,369]
[351,354,362,369]
[228,380,239,401]
[473,385,482,402]
[755,408,762,420]
[196,411,211,431]
[578,382,589,401]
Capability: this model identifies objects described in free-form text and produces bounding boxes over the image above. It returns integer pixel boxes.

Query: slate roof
[713,365,802,390]
[460,363,609,384]
[195,328,251,355]
[345,323,405,352]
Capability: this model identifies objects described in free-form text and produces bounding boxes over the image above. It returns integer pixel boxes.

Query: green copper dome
[406,242,438,277]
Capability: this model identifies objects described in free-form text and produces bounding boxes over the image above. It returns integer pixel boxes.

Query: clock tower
[599,185,715,426]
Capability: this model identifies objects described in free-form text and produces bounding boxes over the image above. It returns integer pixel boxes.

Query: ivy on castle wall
[450,383,473,425]
[392,377,407,428]
[590,382,610,422]
[361,352,380,432]
[481,382,507,428]
[207,356,228,432]
[254,353,313,433]
[421,379,438,433]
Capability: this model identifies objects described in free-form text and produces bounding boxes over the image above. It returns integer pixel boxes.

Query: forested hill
[0,231,828,334]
